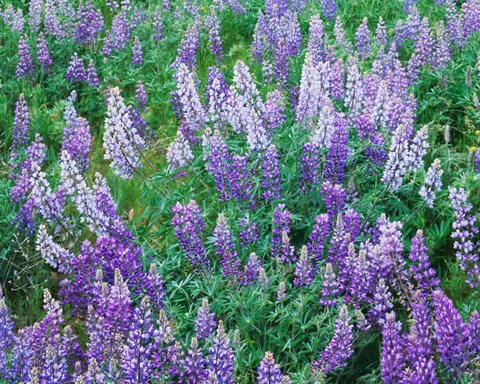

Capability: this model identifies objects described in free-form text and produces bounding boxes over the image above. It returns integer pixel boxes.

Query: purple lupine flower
[467,311,480,360]
[264,90,285,131]
[261,144,281,201]
[433,21,451,69]
[132,36,143,66]
[28,0,43,32]
[175,63,206,131]
[152,7,163,41]
[320,181,346,219]
[202,130,234,200]
[143,263,165,313]
[278,231,295,264]
[44,0,61,38]
[239,217,258,247]
[65,53,87,83]
[476,149,480,173]
[16,35,35,79]
[325,116,348,183]
[109,10,130,51]
[293,246,314,286]
[36,224,74,273]
[229,154,250,201]
[195,299,217,340]
[307,15,325,66]
[36,32,53,72]
[174,22,199,69]
[320,263,340,306]
[61,93,91,171]
[408,230,439,293]
[344,247,373,304]
[207,321,234,384]
[419,159,443,208]
[415,18,436,68]
[29,290,69,383]
[0,289,15,379]
[60,235,147,316]
[85,269,133,369]
[103,87,146,179]
[432,289,469,373]
[355,18,371,58]
[74,0,104,44]
[375,216,410,297]
[273,37,289,88]
[9,327,34,382]
[320,0,337,21]
[312,305,353,374]
[299,142,320,194]
[307,213,330,263]
[185,337,208,383]
[121,296,156,383]
[10,133,46,203]
[257,352,283,384]
[271,204,290,261]
[224,0,246,14]
[206,7,223,62]
[369,278,393,326]
[86,59,99,87]
[11,94,29,155]
[214,213,241,279]
[449,187,480,287]
[135,81,147,112]
[444,0,462,45]
[167,131,194,171]
[171,200,209,270]
[460,0,480,40]
[243,253,262,286]
[380,312,405,383]
[326,214,352,288]
[403,292,438,383]
[381,125,409,191]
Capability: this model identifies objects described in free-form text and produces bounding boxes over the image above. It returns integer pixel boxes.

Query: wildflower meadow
[1,0,480,382]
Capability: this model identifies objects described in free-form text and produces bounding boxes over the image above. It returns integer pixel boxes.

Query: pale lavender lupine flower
[103,87,146,179]
[449,187,480,287]
[419,159,443,208]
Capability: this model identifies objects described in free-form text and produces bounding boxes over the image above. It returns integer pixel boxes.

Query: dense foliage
[1,0,480,382]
